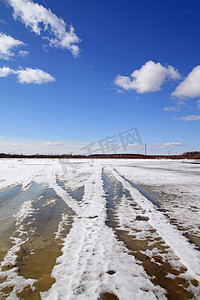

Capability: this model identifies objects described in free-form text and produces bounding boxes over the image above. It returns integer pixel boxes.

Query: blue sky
[0,0,200,155]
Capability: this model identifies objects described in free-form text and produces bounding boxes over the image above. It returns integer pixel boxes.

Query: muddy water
[131,183,200,250]
[102,171,197,300]
[102,172,123,228]
[0,184,42,262]
[0,184,76,299]
[57,179,84,202]
[0,173,199,299]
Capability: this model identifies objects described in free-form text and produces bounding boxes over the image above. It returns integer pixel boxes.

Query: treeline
[182,151,200,159]
[0,152,200,159]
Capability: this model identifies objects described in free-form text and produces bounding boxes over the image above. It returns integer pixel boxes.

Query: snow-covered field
[0,158,199,299]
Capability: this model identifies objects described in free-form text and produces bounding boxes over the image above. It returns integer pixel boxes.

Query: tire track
[109,166,200,283]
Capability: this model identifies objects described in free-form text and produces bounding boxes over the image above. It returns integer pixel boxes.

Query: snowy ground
[0,158,199,299]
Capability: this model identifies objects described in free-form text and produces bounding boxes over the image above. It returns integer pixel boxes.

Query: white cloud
[0,66,14,77]
[172,65,200,98]
[164,106,179,112]
[0,138,198,155]
[175,115,200,121]
[164,100,185,112]
[19,50,29,57]
[116,89,124,94]
[0,33,25,60]
[143,143,200,154]
[7,0,81,57]
[16,68,55,84]
[114,60,181,94]
[0,138,87,154]
[43,142,63,147]
[153,142,183,147]
[0,66,55,84]
[196,100,200,110]
[163,142,183,147]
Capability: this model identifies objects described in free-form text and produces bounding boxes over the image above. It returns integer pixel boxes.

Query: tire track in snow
[41,163,166,300]
[109,166,200,283]
[102,169,199,299]
[46,165,80,214]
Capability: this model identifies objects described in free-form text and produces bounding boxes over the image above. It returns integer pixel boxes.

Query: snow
[110,159,200,237]
[55,213,70,240]
[0,158,200,299]
[42,164,165,300]
[14,200,34,226]
[109,166,200,281]
[0,198,36,299]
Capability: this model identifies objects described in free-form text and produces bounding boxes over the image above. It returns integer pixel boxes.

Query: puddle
[56,179,84,202]
[0,184,43,262]
[126,181,200,250]
[0,185,22,209]
[102,170,197,300]
[115,174,200,249]
[125,179,160,207]
[117,231,194,300]
[0,184,75,299]
[102,171,124,228]
[69,187,84,202]
[0,168,199,299]
[100,292,119,300]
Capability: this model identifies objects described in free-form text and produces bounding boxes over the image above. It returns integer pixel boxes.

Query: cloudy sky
[0,0,200,154]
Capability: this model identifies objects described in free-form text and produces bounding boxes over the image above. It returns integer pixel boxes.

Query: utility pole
[145,143,147,155]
